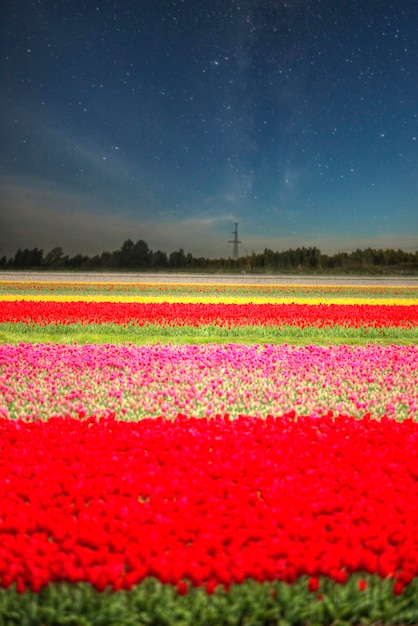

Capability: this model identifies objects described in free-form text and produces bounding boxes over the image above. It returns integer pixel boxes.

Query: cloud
[0,174,238,259]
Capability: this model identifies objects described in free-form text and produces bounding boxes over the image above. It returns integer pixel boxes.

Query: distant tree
[119,239,135,267]
[263,248,277,270]
[332,252,349,268]
[320,253,333,269]
[115,239,151,268]
[12,247,43,268]
[371,248,385,265]
[309,247,321,269]
[67,253,90,269]
[185,252,195,268]
[132,240,151,268]
[12,249,22,267]
[151,250,168,268]
[100,250,119,268]
[84,255,101,269]
[169,248,186,268]
[43,247,66,268]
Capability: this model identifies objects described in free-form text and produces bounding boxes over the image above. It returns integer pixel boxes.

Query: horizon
[2,234,417,264]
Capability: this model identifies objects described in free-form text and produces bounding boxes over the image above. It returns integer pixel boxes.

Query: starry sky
[1,0,417,260]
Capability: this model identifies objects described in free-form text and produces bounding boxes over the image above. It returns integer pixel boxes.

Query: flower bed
[1,278,418,624]
[1,413,418,596]
[1,343,417,421]
[1,280,417,300]
[1,300,418,327]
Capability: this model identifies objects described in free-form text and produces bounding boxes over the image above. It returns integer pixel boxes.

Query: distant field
[2,270,418,286]
[1,271,418,625]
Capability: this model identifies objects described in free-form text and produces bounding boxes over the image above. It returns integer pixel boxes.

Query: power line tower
[228,222,241,261]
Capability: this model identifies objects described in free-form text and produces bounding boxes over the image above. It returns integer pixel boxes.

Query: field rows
[1,279,418,299]
[1,278,418,624]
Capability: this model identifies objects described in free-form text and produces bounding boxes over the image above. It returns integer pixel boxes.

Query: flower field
[0,278,418,625]
[1,343,417,421]
[2,299,418,328]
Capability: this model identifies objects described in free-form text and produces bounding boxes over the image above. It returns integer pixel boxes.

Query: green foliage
[0,576,418,626]
[1,321,417,346]
[2,240,418,273]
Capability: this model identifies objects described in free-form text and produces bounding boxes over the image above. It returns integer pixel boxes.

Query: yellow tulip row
[0,294,417,306]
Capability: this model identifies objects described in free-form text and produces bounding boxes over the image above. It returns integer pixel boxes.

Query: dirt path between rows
[1,271,417,287]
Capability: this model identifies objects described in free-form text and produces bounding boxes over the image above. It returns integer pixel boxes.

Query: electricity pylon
[228,222,241,261]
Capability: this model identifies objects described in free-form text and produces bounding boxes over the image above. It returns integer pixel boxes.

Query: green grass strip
[1,322,417,346]
[1,575,418,626]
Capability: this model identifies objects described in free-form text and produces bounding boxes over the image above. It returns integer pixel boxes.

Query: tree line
[1,239,417,274]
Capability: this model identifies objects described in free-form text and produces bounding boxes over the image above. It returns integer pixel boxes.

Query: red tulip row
[1,413,417,595]
[1,300,417,327]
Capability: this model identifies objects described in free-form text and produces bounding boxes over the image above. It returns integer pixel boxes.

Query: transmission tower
[228,222,241,261]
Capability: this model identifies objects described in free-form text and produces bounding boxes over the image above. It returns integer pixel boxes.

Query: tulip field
[0,277,418,625]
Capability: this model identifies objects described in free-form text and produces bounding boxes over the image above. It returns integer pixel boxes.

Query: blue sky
[1,0,417,259]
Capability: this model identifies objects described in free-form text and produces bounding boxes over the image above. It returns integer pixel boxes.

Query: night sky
[1,0,417,260]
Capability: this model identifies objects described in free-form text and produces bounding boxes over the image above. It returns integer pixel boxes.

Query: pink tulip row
[0,342,416,421]
[1,413,417,594]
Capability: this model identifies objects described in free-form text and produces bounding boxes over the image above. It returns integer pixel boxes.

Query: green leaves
[1,321,418,346]
[1,576,418,626]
